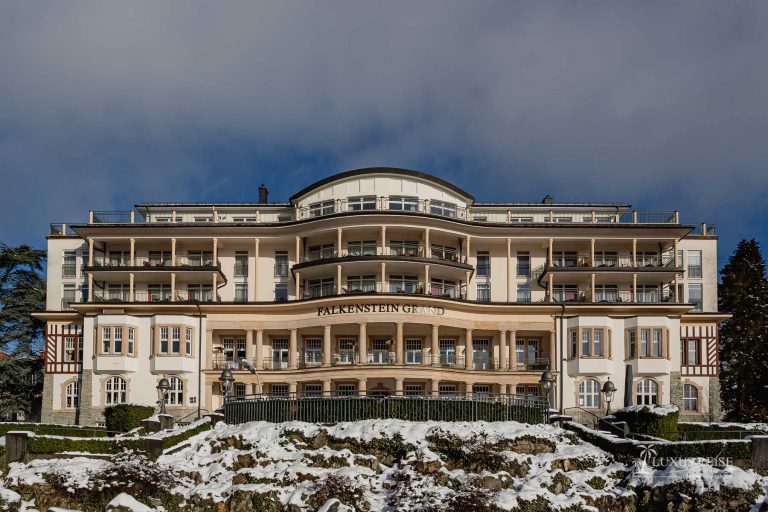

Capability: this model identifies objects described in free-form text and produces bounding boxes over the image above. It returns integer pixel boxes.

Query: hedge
[614,406,679,440]
[28,436,145,455]
[104,404,155,433]
[0,422,107,438]
[159,420,212,450]
[652,440,752,460]
[677,423,768,440]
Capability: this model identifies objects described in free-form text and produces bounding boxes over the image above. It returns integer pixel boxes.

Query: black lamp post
[219,368,235,406]
[156,377,171,415]
[539,368,554,409]
[601,380,617,416]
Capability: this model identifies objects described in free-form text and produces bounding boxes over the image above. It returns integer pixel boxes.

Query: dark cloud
[1,1,766,265]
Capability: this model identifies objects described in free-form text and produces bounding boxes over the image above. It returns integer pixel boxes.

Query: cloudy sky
[1,1,766,268]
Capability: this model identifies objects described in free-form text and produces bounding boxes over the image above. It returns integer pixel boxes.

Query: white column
[323,325,332,367]
[130,238,135,266]
[499,330,508,370]
[289,328,298,369]
[245,329,254,364]
[465,328,473,370]
[359,323,367,364]
[129,273,135,302]
[336,264,343,294]
[337,228,343,256]
[255,329,264,370]
[431,324,440,366]
[170,272,176,302]
[510,331,517,369]
[395,322,404,365]
[171,238,177,266]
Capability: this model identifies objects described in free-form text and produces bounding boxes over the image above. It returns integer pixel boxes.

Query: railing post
[674,210,680,223]
[89,209,94,224]
[633,210,638,223]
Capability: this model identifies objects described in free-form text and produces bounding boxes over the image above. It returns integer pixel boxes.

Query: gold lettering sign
[317,304,445,317]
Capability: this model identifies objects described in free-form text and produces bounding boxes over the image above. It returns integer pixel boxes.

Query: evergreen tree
[0,243,46,355]
[719,239,768,421]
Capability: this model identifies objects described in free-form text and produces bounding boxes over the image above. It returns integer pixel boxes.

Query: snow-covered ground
[1,419,767,511]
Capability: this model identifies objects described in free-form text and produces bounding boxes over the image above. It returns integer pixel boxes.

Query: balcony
[629,357,671,375]
[543,289,675,304]
[297,280,468,300]
[86,255,221,270]
[538,253,680,277]
[93,355,139,373]
[151,355,197,373]
[92,291,220,303]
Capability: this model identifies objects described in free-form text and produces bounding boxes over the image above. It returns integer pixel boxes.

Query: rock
[233,453,256,470]
[413,459,443,474]
[232,473,249,485]
[475,475,503,491]
[313,429,329,449]
[354,455,380,471]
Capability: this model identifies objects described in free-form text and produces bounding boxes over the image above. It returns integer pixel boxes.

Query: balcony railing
[543,290,675,303]
[92,291,221,303]
[87,255,221,268]
[49,223,77,236]
[547,253,677,270]
[298,281,468,300]
[91,210,145,223]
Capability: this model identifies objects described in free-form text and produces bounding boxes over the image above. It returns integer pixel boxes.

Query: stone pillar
[130,238,135,266]
[295,271,302,299]
[590,273,596,302]
[380,225,386,255]
[255,330,264,370]
[424,265,430,292]
[548,238,553,266]
[709,378,722,421]
[465,235,471,264]
[88,273,94,302]
[336,228,343,256]
[510,331,518,369]
[499,330,508,370]
[431,325,440,366]
[632,273,638,302]
[212,272,217,302]
[632,239,637,267]
[549,331,556,369]
[336,264,343,294]
[358,323,367,364]
[431,378,439,397]
[295,236,301,263]
[245,330,254,364]
[465,328,473,370]
[323,325,332,367]
[424,228,431,257]
[380,262,386,292]
[323,379,332,397]
[358,378,367,395]
[669,371,683,410]
[289,382,297,395]
[129,273,135,302]
[506,238,513,302]
[88,238,94,265]
[395,323,404,365]
[170,272,176,302]
[590,238,595,266]
[289,328,298,369]
[395,377,404,396]
[212,238,218,263]
[499,383,508,395]
[171,238,177,265]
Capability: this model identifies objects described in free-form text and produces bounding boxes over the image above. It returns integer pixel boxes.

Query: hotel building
[35,168,725,425]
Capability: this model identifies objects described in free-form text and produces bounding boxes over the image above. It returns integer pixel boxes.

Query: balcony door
[272,338,289,369]
[439,339,456,366]
[472,339,490,369]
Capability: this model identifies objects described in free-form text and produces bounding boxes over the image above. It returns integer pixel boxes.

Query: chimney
[258,184,268,204]
[542,195,553,205]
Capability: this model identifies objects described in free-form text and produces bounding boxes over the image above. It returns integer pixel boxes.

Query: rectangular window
[594,252,618,267]
[510,216,533,223]
[193,216,213,223]
[338,338,356,363]
[113,327,122,353]
[274,283,288,302]
[430,278,457,298]
[236,338,246,360]
[516,252,531,277]
[171,327,180,354]
[235,283,248,302]
[652,329,662,357]
[473,384,490,399]
[62,284,76,309]
[431,244,459,262]
[108,284,130,301]
[108,251,128,266]
[570,331,577,358]
[389,240,421,257]
[274,251,289,277]
[430,200,457,218]
[594,284,619,302]
[686,338,700,365]
[185,328,192,355]
[127,328,135,355]
[594,329,603,357]
[476,251,490,277]
[347,240,377,256]
[638,252,660,267]
[187,250,213,266]
[304,383,322,397]
[476,283,490,302]
[581,329,591,357]
[348,195,376,211]
[307,278,335,298]
[234,382,247,397]
[102,327,111,353]
[345,275,376,293]
[553,284,579,302]
[223,338,234,362]
[629,330,636,358]
[148,251,172,266]
[552,251,578,267]
[553,216,573,223]
[337,384,357,396]
[160,327,169,354]
[389,275,419,294]
[439,384,456,396]
[640,329,649,357]
[388,196,419,212]
[405,384,424,396]
[64,337,76,362]
[308,244,335,261]
[187,284,213,302]
[688,284,703,312]
[62,251,77,277]
[637,285,659,303]
[687,250,702,278]
[234,251,248,277]
[309,200,335,217]
[405,338,422,365]
[148,284,171,302]
[439,339,456,365]
[517,284,531,303]
[305,338,322,366]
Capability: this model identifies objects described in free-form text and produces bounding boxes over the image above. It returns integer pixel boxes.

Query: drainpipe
[194,300,203,420]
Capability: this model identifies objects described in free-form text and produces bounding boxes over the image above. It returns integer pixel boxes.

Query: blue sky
[1,1,767,270]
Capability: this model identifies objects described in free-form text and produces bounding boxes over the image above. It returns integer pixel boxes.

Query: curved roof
[289,167,475,204]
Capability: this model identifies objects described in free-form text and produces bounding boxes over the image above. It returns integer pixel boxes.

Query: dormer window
[388,196,419,212]
[430,200,457,218]
[348,195,376,211]
[309,201,335,217]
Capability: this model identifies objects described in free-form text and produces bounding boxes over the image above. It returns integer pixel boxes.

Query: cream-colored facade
[36,168,725,425]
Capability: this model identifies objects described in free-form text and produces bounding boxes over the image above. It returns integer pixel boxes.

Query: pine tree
[0,243,46,355]
[718,239,768,421]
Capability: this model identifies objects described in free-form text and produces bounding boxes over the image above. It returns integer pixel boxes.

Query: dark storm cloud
[0,1,766,263]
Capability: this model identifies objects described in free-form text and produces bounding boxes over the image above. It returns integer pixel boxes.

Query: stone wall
[669,371,683,410]
[709,378,722,421]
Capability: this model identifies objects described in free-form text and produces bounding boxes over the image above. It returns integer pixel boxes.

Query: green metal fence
[223,393,549,425]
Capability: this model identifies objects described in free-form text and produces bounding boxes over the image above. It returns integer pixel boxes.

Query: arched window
[578,379,601,408]
[636,379,658,406]
[105,377,127,405]
[65,381,80,409]
[683,384,699,412]
[167,377,184,406]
